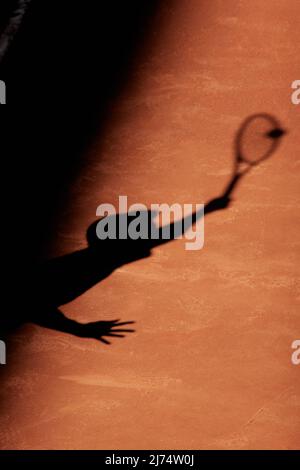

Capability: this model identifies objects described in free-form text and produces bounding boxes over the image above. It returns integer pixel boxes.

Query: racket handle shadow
[222,173,243,199]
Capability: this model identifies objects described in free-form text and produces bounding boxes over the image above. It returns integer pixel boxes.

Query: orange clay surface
[0,0,299,450]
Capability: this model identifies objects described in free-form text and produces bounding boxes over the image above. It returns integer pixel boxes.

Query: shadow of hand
[205,195,232,213]
[75,319,135,344]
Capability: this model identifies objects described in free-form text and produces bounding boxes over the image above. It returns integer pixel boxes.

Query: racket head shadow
[235,113,285,167]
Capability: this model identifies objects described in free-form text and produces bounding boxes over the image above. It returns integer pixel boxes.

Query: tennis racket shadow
[219,112,286,204]
[151,113,286,239]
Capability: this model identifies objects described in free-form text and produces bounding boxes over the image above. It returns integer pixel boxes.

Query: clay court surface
[0,0,299,449]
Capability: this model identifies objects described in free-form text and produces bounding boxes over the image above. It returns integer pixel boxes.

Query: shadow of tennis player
[1,114,285,344]
[0,195,231,344]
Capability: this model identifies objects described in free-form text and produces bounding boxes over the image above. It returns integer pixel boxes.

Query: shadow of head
[86,210,159,266]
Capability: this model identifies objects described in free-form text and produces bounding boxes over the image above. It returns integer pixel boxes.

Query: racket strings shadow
[222,113,286,199]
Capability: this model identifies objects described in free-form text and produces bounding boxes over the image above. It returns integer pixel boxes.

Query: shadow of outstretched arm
[32,308,135,344]
[148,193,233,249]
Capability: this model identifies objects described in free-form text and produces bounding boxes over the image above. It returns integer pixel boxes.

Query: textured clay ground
[0,0,299,450]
